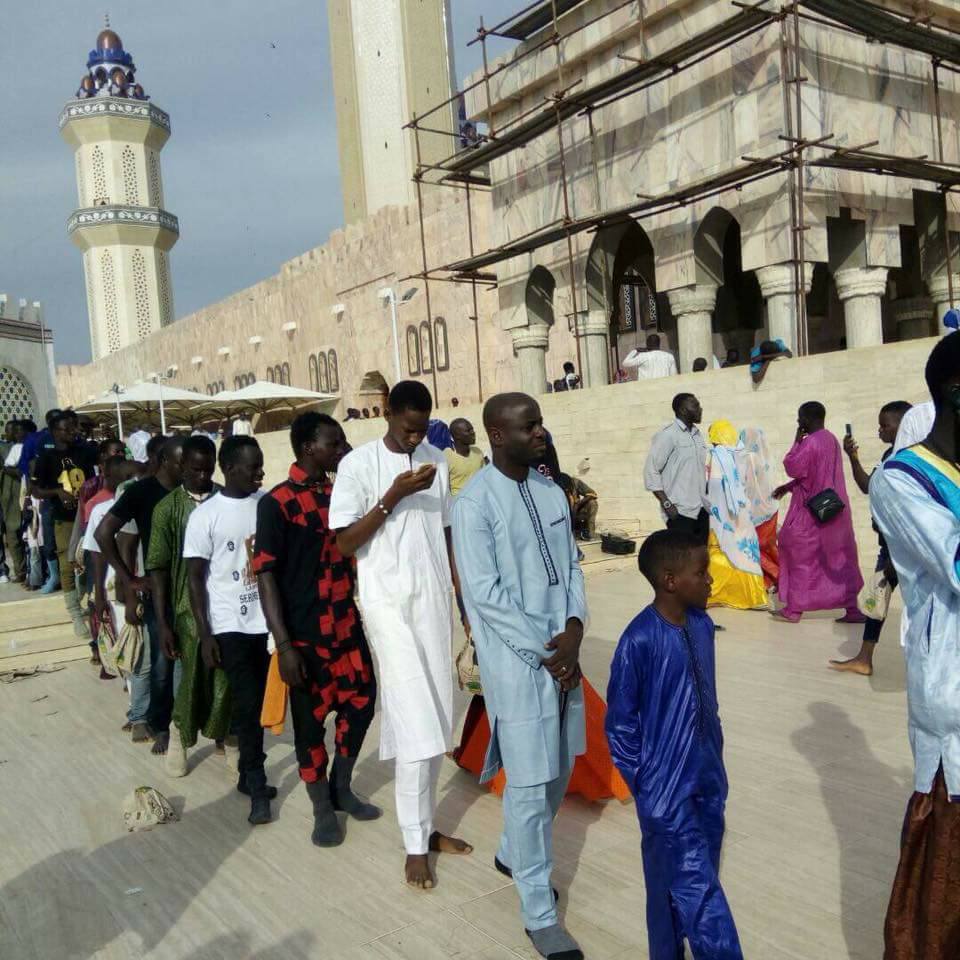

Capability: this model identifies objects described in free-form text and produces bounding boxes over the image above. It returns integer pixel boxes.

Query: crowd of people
[2,331,958,959]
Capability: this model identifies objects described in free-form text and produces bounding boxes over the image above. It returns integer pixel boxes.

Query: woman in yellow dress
[706,420,768,609]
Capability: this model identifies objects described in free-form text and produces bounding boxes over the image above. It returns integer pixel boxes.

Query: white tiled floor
[0,566,911,959]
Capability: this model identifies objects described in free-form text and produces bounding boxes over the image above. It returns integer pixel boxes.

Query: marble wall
[247,335,937,584]
[465,0,960,333]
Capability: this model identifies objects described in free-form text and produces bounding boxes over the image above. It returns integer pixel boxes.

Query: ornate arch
[0,366,37,423]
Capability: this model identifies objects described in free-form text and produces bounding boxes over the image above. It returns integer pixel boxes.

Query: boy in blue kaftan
[606,529,742,960]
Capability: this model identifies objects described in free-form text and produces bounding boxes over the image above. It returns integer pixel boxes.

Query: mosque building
[0,298,56,426]
[57,0,960,415]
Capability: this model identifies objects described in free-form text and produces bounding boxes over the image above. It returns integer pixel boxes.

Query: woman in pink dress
[772,401,864,623]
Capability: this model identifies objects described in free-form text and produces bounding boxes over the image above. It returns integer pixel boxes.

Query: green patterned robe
[147,486,231,748]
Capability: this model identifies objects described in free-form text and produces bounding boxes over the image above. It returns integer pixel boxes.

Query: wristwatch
[662,500,674,510]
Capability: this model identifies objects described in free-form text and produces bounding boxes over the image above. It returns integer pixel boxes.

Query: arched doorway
[586,221,657,383]
[693,208,762,363]
[0,365,37,424]
[525,266,556,328]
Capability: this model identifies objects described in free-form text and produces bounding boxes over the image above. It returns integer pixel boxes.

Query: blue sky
[1,1,520,364]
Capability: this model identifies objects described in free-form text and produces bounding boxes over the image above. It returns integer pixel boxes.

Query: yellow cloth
[260,652,288,735]
[707,531,768,610]
[708,420,738,447]
[445,446,485,495]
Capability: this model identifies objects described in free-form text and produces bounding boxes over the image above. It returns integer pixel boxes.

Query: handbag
[860,569,894,620]
[455,625,483,695]
[96,609,121,678]
[114,604,145,677]
[807,488,845,524]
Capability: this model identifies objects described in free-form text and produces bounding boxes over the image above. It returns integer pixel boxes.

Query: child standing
[605,529,742,960]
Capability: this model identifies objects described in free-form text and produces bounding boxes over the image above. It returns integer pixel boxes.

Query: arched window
[406,325,421,375]
[317,353,329,392]
[419,321,434,374]
[308,354,319,392]
[281,362,290,386]
[327,350,339,392]
[0,365,38,423]
[267,367,276,383]
[434,317,449,371]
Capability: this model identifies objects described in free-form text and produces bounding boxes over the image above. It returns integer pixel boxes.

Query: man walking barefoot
[330,381,472,888]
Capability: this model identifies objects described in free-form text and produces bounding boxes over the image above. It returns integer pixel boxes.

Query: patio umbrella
[210,381,338,418]
[74,382,211,434]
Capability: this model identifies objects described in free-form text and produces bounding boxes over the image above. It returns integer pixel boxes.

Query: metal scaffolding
[405,0,960,397]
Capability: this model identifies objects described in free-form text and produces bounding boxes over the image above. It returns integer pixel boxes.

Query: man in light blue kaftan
[452,393,587,960]
[869,333,960,959]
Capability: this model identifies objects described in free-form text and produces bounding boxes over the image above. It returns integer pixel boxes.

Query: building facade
[60,26,178,361]
[58,0,960,411]
[449,0,960,391]
[327,0,458,224]
[0,297,56,425]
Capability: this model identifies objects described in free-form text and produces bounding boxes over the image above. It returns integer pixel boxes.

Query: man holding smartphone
[330,381,472,890]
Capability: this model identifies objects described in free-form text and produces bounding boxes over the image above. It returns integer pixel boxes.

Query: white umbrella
[75,382,211,434]
[210,381,338,417]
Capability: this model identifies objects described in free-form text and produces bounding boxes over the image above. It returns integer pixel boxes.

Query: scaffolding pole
[405,0,960,398]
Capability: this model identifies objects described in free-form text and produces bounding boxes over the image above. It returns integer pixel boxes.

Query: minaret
[60,21,178,361]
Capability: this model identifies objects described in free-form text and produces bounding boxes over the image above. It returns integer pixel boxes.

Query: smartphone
[845,423,852,438]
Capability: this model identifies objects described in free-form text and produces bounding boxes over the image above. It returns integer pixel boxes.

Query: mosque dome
[97,28,123,51]
[82,21,139,93]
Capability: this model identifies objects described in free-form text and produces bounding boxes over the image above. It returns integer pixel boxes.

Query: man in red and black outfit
[254,412,380,847]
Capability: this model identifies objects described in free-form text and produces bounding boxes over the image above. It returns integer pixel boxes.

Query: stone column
[891,296,933,341]
[511,325,550,395]
[666,285,717,373]
[833,267,888,349]
[575,311,611,387]
[755,262,815,349]
[927,274,960,334]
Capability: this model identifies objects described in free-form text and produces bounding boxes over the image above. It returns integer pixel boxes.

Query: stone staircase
[0,587,90,672]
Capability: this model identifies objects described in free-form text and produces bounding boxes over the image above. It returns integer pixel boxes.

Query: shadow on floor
[792,701,908,960]
[1,769,303,960]
[180,928,316,960]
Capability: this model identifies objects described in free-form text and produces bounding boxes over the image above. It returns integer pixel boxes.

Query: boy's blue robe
[606,605,742,960]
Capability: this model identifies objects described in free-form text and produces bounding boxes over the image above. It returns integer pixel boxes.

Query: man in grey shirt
[643,393,709,543]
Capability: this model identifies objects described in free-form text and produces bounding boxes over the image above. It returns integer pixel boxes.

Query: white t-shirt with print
[182,490,267,636]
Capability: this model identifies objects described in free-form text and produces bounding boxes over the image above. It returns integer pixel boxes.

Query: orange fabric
[260,652,288,735]
[455,678,631,803]
[757,516,780,589]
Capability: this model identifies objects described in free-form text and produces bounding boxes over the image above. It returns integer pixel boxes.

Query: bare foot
[151,732,170,755]
[771,611,799,623]
[405,854,435,889]
[429,831,473,855]
[829,657,873,676]
[835,613,867,624]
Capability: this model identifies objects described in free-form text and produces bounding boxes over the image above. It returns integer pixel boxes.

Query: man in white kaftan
[329,380,469,888]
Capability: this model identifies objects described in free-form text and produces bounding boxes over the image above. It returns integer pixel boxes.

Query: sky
[1,1,521,365]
